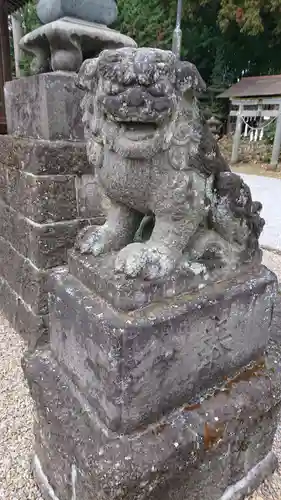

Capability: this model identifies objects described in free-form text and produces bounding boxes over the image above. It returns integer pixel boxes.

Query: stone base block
[22,341,281,500]
[32,451,277,500]
[0,237,49,314]
[0,134,105,343]
[0,167,77,224]
[270,290,281,341]
[0,199,92,269]
[68,249,265,311]
[4,72,85,140]
[48,265,276,433]
[0,277,47,348]
[0,135,105,224]
[0,135,90,176]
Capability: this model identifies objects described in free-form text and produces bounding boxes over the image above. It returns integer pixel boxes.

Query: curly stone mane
[212,172,265,252]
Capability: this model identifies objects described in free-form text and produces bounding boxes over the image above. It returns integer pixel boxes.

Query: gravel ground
[0,316,43,500]
[0,250,280,500]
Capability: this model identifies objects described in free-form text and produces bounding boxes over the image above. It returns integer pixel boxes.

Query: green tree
[21,0,40,34]
[115,0,281,120]
[116,0,175,49]
[116,0,281,83]
[217,0,281,36]
[19,0,40,75]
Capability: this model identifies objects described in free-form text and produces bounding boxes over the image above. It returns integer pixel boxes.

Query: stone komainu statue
[76,47,264,280]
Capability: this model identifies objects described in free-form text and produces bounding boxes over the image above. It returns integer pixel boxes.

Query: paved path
[240,174,281,252]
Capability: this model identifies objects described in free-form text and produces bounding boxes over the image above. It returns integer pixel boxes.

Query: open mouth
[119,122,158,141]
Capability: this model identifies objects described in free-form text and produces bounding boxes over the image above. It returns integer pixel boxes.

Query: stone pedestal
[22,48,280,499]
[22,258,280,499]
[0,75,104,347]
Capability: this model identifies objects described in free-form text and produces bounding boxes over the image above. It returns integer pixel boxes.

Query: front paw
[75,225,112,256]
[115,242,179,280]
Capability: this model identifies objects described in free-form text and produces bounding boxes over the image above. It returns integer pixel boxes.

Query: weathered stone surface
[48,265,276,433]
[0,136,105,223]
[22,338,281,500]
[0,237,48,314]
[4,72,84,140]
[0,277,48,348]
[271,291,281,341]
[37,0,118,26]
[19,171,75,223]
[0,199,90,269]
[19,17,137,74]
[0,134,103,343]
[1,169,76,223]
[75,174,107,220]
[0,135,90,175]
[75,48,264,282]
[0,160,8,202]
[68,249,263,311]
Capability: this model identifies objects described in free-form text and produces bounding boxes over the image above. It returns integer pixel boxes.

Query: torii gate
[219,75,281,169]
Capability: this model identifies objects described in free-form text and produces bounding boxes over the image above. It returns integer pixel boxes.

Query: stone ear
[175,61,206,93]
[76,58,98,92]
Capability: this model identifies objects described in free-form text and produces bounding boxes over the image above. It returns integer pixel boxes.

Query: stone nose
[126,88,145,107]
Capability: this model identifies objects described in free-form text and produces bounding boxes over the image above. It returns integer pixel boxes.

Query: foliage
[12,0,281,115]
[116,0,281,80]
[264,120,277,146]
[21,0,39,34]
[217,0,281,36]
[115,0,281,119]
[115,0,175,49]
[19,0,40,76]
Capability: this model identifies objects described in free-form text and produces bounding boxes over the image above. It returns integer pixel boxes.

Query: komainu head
[77,47,206,159]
